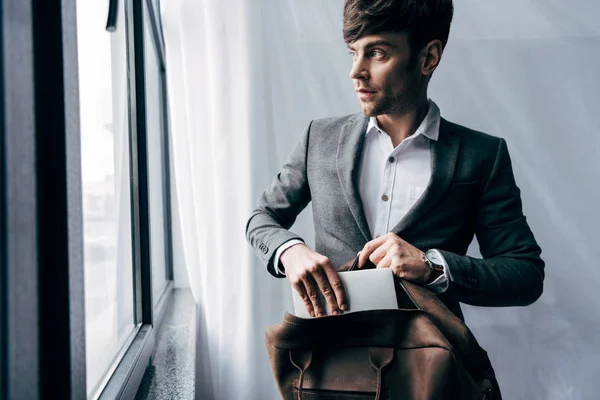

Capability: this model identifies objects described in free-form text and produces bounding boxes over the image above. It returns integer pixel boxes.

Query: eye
[370,49,384,58]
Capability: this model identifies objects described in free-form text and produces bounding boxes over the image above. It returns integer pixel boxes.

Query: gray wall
[432,2,600,397]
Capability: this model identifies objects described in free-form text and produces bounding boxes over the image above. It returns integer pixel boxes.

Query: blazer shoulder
[443,118,505,154]
[309,113,359,132]
[444,118,502,142]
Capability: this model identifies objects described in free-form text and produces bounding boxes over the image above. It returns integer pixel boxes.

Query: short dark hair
[343,0,454,54]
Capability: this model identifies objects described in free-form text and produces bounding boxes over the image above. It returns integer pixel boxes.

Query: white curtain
[161,1,600,399]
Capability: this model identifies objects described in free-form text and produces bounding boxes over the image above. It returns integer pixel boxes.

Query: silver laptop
[291,268,398,318]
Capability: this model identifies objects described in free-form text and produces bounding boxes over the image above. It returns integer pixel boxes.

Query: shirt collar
[365,99,441,141]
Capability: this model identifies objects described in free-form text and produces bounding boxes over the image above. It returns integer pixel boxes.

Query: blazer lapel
[391,118,460,235]
[336,113,372,242]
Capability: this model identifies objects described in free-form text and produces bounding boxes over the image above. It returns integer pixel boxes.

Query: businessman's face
[348,32,426,117]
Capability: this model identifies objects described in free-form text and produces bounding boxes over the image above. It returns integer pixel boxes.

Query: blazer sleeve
[245,121,313,277]
[438,138,545,307]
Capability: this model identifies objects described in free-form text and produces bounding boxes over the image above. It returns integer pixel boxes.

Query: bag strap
[289,349,312,400]
[368,347,394,400]
[290,347,393,400]
[339,254,374,273]
[346,255,360,271]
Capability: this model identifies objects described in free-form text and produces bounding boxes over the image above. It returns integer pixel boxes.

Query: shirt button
[388,157,395,163]
[381,194,389,201]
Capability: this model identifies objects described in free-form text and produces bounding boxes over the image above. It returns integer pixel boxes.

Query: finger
[312,268,341,315]
[321,265,348,312]
[391,265,407,280]
[390,256,407,279]
[301,274,325,317]
[292,280,314,317]
[369,244,391,266]
[390,254,402,268]
[376,255,392,269]
[358,236,387,268]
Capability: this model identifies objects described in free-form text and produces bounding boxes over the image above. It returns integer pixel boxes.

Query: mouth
[356,89,376,100]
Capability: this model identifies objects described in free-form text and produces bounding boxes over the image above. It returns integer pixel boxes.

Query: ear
[420,39,443,77]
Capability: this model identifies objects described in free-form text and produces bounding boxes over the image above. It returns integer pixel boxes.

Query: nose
[349,56,369,81]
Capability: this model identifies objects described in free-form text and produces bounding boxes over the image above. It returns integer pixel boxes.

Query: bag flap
[265,309,452,351]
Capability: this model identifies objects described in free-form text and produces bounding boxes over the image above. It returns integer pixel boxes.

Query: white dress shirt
[275,100,451,293]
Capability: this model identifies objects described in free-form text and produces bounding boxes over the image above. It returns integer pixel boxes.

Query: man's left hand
[357,233,430,284]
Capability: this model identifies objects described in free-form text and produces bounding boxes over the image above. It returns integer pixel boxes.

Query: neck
[375,97,430,148]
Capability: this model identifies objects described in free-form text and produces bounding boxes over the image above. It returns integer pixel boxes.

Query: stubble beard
[361,66,423,118]
[361,90,419,118]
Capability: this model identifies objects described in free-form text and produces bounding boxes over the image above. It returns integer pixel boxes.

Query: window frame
[0,2,42,398]
[0,0,175,398]
[0,5,5,397]
[0,0,87,397]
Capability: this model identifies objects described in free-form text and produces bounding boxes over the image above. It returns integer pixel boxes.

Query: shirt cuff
[424,249,452,293]
[274,239,305,276]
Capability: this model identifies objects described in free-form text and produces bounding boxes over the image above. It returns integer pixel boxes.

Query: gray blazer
[246,113,545,320]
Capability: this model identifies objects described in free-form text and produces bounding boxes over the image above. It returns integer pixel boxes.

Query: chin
[360,103,377,117]
[360,104,380,118]
[360,109,372,117]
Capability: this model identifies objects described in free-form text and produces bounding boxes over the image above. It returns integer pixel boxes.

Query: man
[246,0,544,321]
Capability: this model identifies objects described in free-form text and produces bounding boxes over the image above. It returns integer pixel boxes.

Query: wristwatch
[423,249,445,283]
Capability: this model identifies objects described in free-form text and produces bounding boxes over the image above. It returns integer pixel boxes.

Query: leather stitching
[293,379,376,386]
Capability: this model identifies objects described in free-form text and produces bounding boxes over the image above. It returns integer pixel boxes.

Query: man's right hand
[280,244,348,317]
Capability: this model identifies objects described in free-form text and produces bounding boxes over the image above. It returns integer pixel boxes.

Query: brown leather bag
[264,258,501,399]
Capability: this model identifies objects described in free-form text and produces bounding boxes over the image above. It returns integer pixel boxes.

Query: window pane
[77,0,136,396]
[144,4,169,307]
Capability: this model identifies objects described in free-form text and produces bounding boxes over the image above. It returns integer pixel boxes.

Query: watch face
[425,250,444,269]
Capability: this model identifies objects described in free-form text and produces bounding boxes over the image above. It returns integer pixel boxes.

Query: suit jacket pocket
[450,180,479,186]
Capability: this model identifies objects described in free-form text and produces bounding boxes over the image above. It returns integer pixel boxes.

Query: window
[77,0,173,397]
[143,0,171,307]
[76,0,137,397]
